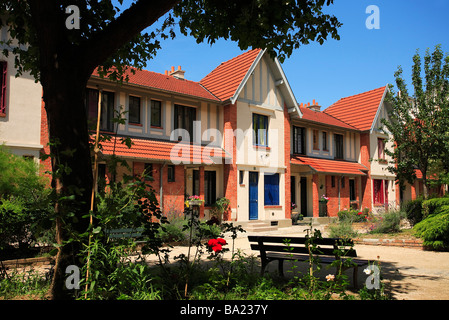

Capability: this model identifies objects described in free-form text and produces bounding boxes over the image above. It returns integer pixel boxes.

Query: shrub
[370,210,405,234]
[422,196,449,219]
[328,221,359,239]
[337,209,368,223]
[414,204,449,251]
[402,197,424,225]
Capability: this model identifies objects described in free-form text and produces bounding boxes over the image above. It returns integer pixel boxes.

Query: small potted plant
[319,195,329,217]
[185,195,204,207]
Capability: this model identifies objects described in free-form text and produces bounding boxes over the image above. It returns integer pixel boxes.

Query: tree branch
[80,0,180,75]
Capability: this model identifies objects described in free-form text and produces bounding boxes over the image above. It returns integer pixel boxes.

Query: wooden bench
[105,228,145,244]
[248,235,369,287]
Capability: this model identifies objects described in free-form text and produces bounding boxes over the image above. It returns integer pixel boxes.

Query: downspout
[160,162,167,211]
[338,175,341,211]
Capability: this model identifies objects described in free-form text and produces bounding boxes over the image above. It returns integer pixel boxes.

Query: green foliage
[414,201,449,251]
[382,45,449,194]
[0,269,50,300]
[337,209,368,223]
[328,221,359,239]
[402,197,424,225]
[370,210,406,234]
[421,196,449,219]
[0,146,54,255]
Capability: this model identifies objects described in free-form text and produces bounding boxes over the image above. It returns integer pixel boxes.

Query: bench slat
[248,235,353,246]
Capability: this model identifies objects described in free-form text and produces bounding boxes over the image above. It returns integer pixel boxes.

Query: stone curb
[353,237,424,249]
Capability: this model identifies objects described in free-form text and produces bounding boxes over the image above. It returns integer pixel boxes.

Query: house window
[378,138,385,160]
[167,165,175,182]
[331,176,335,188]
[313,130,319,150]
[144,163,153,180]
[0,61,7,116]
[239,170,244,185]
[264,173,279,206]
[151,100,162,127]
[204,171,217,206]
[293,126,306,154]
[128,96,141,124]
[174,104,196,142]
[334,134,344,159]
[253,113,268,147]
[373,179,385,205]
[341,176,345,188]
[85,89,115,132]
[322,132,328,151]
[349,179,356,201]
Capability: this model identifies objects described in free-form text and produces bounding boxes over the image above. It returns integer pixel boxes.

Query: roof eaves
[369,85,389,134]
[230,49,266,105]
[273,57,301,117]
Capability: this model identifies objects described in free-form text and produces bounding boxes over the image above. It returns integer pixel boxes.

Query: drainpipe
[160,162,167,211]
[338,175,341,211]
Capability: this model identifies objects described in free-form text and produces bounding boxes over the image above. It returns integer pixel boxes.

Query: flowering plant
[319,195,330,203]
[291,203,297,209]
[185,195,204,207]
[207,238,227,253]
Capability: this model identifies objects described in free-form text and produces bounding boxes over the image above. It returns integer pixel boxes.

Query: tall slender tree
[0,0,342,299]
[382,45,449,198]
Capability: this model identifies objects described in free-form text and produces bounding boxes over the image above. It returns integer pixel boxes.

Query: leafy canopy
[382,44,449,194]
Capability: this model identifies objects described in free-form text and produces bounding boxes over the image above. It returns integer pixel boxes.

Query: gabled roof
[324,86,387,131]
[92,67,220,102]
[200,49,300,115]
[200,49,263,102]
[291,155,368,176]
[299,106,358,131]
[99,136,230,165]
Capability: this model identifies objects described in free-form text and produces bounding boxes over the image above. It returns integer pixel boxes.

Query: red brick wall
[326,175,339,217]
[312,174,319,217]
[39,96,52,179]
[283,104,291,219]
[133,162,185,218]
[223,103,237,221]
[360,133,372,211]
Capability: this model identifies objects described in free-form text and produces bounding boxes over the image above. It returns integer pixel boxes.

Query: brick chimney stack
[169,65,185,79]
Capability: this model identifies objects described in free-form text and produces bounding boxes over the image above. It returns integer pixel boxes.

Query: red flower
[358,212,363,215]
[208,238,227,253]
[208,239,218,247]
[217,238,227,245]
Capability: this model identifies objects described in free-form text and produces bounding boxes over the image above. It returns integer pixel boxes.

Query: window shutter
[0,61,7,115]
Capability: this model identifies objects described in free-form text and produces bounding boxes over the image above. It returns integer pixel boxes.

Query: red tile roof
[99,136,230,165]
[299,106,357,130]
[291,155,368,175]
[324,86,387,131]
[92,67,220,102]
[200,49,262,102]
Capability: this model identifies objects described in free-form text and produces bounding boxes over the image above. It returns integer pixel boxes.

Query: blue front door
[249,172,258,220]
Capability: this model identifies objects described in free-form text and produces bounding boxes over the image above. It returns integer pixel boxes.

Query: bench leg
[353,266,358,288]
[261,260,268,276]
[278,260,284,277]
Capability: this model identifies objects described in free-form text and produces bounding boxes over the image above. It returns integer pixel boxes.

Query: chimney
[169,65,185,79]
[306,100,321,112]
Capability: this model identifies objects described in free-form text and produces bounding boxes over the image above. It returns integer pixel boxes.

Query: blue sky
[132,0,449,109]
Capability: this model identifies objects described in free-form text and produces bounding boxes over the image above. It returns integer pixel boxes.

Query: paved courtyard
[143,224,449,300]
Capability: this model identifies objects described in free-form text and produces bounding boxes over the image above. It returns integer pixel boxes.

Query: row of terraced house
[1,45,432,227]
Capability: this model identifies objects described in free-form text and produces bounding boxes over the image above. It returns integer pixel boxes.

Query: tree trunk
[43,73,93,299]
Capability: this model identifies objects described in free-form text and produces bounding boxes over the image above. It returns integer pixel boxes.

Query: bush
[402,197,424,225]
[328,221,359,239]
[0,146,53,255]
[414,203,449,251]
[337,209,368,223]
[370,210,405,234]
[422,196,449,219]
